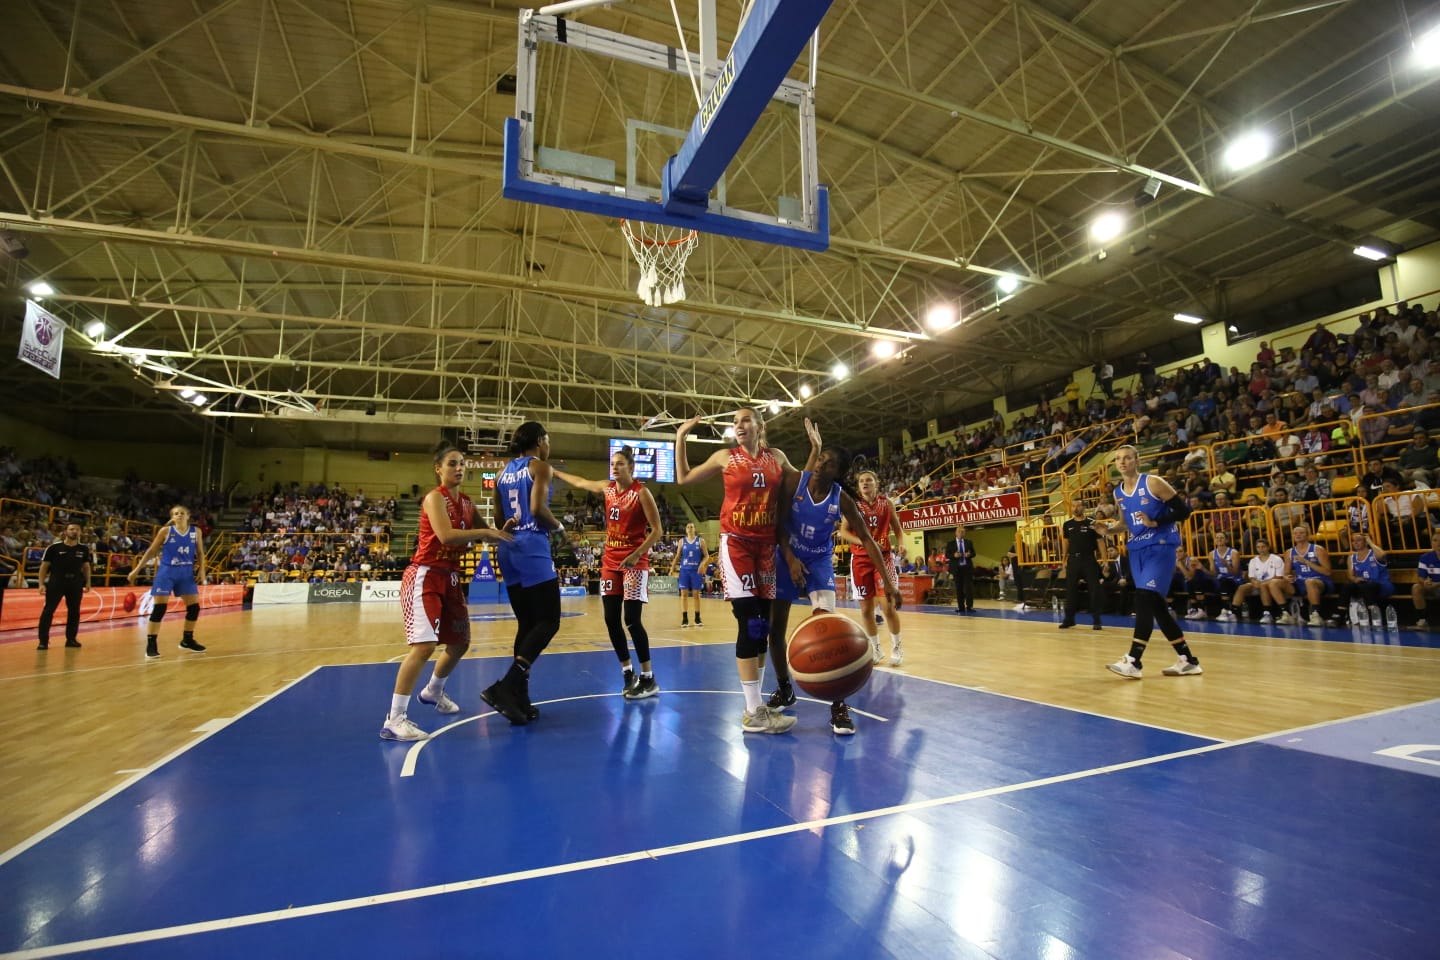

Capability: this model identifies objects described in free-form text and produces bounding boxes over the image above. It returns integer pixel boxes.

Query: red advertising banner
[0,584,246,634]
[897,493,1023,530]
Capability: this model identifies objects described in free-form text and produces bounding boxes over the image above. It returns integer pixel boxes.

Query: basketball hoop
[622,219,697,307]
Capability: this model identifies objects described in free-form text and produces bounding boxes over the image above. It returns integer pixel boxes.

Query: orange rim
[621,220,698,247]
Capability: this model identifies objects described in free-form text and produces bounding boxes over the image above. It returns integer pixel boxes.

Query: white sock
[423,672,446,695]
[741,679,762,712]
[890,633,902,646]
[866,630,880,646]
[389,693,410,719]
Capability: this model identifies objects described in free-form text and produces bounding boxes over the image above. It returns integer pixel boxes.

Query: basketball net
[622,219,697,307]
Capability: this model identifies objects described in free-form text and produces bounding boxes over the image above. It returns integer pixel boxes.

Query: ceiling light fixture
[84,320,105,338]
[925,303,958,331]
[27,281,54,298]
[1174,313,1204,324]
[1353,245,1389,261]
[798,383,812,400]
[996,274,1020,294]
[831,362,849,380]
[1089,211,1125,243]
[871,340,897,360]
[1222,130,1271,171]
[1414,24,1440,68]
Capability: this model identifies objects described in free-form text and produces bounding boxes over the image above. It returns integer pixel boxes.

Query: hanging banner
[897,492,1023,530]
[19,300,65,379]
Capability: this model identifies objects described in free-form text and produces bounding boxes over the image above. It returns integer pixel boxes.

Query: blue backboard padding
[503,119,829,250]
[665,0,834,211]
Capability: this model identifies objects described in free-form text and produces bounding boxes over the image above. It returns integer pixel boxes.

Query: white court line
[8,706,1378,960]
[0,666,326,869]
[190,719,231,734]
[0,643,399,685]
[399,690,890,777]
[903,673,1220,743]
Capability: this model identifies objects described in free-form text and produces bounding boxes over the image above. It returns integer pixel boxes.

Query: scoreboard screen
[607,439,675,483]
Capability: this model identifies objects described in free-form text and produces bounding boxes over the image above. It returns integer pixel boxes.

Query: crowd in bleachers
[1,447,219,584]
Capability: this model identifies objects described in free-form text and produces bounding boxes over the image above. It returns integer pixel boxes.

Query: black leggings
[507,578,561,664]
[1133,589,1184,643]
[602,595,650,664]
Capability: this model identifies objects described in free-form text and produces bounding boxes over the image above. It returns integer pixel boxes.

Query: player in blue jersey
[765,422,901,734]
[1099,445,1203,678]
[1344,530,1394,627]
[128,504,208,659]
[482,421,564,726]
[669,522,710,628]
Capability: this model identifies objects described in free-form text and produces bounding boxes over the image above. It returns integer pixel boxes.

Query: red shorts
[848,552,891,601]
[719,534,776,600]
[600,567,650,602]
[401,564,471,647]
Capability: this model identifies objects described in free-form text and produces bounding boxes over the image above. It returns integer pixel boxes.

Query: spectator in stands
[1379,477,1427,547]
[1398,428,1438,487]
[1304,322,1338,356]
[1360,459,1403,499]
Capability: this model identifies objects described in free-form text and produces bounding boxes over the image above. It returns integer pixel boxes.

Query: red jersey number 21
[751,472,767,488]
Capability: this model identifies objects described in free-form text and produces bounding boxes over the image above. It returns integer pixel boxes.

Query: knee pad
[149,605,168,624]
[734,615,769,658]
[185,603,200,622]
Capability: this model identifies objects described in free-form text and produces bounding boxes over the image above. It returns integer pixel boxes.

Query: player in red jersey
[380,441,514,742]
[553,445,663,699]
[840,470,906,666]
[677,408,816,734]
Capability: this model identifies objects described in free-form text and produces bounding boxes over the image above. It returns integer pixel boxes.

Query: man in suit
[945,523,975,613]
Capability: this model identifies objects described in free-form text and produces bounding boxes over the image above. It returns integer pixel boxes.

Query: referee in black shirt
[38,522,93,650]
[1059,502,1104,630]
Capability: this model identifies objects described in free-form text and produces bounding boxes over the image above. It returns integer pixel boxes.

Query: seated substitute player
[1411,531,1440,628]
[1275,524,1334,626]
[1225,538,1285,622]
[1345,530,1394,628]
[764,425,901,734]
[128,504,208,659]
[1186,531,1241,619]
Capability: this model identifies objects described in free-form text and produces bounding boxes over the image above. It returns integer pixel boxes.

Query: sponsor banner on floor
[0,583,245,632]
[309,582,363,604]
[559,586,588,598]
[252,582,311,606]
[360,581,403,603]
[648,575,678,595]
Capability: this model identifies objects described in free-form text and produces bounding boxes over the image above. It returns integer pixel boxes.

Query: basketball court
[2,596,1439,958]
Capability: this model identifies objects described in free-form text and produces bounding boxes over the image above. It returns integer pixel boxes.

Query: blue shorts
[152,569,199,598]
[774,549,836,602]
[498,535,557,589]
[1296,574,1335,593]
[1129,543,1178,596]
[677,567,704,591]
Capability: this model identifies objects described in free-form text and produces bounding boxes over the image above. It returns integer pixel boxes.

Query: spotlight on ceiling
[1174,313,1204,325]
[722,425,736,440]
[996,274,1020,294]
[871,340,898,360]
[190,393,209,406]
[924,303,958,331]
[1222,130,1271,171]
[27,281,54,298]
[1353,244,1391,261]
[179,388,196,399]
[1414,24,1440,69]
[84,320,105,338]
[767,400,780,415]
[1089,211,1125,243]
[831,362,850,380]
[798,383,812,400]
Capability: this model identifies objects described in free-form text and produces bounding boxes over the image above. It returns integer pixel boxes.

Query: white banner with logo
[253,581,312,605]
[19,300,65,379]
[361,581,403,603]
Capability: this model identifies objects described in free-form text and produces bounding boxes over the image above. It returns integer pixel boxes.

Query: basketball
[786,613,873,702]
[122,592,137,613]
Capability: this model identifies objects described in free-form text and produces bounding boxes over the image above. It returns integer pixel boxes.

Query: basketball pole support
[663,0,835,218]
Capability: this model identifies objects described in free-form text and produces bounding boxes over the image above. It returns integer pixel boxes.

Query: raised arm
[675,416,729,485]
[551,467,609,496]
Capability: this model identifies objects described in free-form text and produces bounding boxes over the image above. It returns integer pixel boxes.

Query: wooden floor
[4,595,1440,855]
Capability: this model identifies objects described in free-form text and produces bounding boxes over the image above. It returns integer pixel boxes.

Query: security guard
[1060,502,1104,630]
[37,522,93,650]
